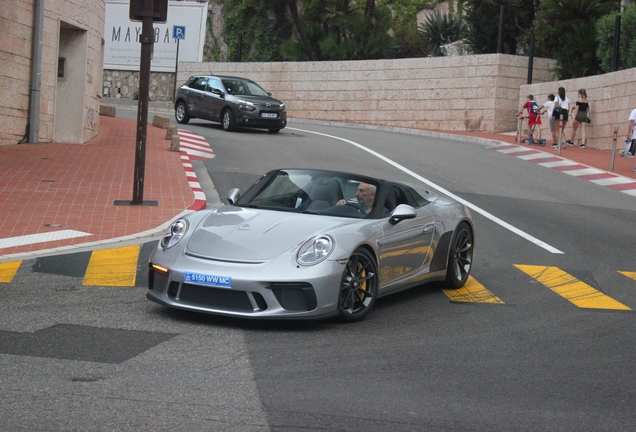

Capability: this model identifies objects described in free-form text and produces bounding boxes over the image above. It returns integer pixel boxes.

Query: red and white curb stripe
[178,129,216,160]
[491,144,636,197]
[177,130,215,210]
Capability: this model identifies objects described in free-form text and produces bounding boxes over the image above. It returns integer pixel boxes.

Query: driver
[337,182,376,214]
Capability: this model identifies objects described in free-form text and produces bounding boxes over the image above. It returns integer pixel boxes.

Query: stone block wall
[102,70,176,102]
[0,2,33,145]
[178,54,557,133]
[0,0,105,146]
[520,68,636,150]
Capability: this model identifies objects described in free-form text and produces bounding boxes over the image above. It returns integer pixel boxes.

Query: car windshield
[221,78,270,97]
[235,170,381,219]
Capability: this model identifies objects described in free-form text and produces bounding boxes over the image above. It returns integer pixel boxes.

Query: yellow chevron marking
[83,244,140,287]
[516,265,631,310]
[0,261,22,283]
[442,276,505,304]
[618,271,636,281]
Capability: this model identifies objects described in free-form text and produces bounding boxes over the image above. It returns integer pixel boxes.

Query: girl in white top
[552,87,570,148]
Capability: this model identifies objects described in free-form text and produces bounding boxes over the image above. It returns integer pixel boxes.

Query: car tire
[443,222,474,288]
[268,128,280,133]
[175,101,190,124]
[338,248,378,323]
[221,109,235,132]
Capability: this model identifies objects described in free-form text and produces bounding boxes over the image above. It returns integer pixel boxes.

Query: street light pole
[131,0,155,205]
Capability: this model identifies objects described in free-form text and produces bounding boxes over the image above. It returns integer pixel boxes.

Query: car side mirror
[226,188,240,205]
[388,204,416,225]
[211,88,224,97]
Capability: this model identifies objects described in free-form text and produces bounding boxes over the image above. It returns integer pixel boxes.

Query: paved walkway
[0,115,210,261]
[1,110,635,262]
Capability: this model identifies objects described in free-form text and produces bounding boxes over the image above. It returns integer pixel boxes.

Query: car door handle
[422,224,435,234]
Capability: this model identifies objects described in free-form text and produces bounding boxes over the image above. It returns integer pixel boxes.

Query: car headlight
[280,103,285,111]
[161,219,188,249]
[296,235,334,266]
[237,99,255,111]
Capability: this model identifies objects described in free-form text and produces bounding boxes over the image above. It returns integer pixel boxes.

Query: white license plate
[184,272,232,289]
[261,113,278,118]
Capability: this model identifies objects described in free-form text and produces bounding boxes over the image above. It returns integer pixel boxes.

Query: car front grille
[175,283,254,312]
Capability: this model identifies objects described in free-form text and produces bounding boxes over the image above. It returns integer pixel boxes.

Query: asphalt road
[1,111,635,431]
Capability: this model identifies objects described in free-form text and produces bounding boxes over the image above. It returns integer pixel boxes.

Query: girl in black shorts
[551,87,570,149]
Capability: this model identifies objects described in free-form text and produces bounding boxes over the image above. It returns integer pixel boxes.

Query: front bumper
[147,257,343,320]
[237,110,287,130]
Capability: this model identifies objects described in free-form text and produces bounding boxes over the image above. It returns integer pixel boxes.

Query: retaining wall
[519,68,636,151]
[176,54,556,134]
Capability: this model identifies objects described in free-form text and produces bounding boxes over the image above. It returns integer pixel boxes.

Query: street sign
[173,26,186,39]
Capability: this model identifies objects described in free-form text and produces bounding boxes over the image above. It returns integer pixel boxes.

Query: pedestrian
[626,107,636,172]
[539,94,556,147]
[552,87,570,149]
[567,89,590,148]
[518,95,542,144]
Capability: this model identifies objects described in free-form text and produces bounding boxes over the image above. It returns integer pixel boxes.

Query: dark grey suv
[174,75,287,133]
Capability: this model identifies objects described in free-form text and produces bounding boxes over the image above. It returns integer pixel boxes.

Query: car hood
[231,94,283,107]
[185,207,350,261]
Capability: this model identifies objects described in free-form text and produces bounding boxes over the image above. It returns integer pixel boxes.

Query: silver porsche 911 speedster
[147,168,474,322]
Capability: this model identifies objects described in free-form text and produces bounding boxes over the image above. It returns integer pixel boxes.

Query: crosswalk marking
[619,271,636,281]
[4,245,635,311]
[0,230,92,249]
[83,244,140,287]
[442,276,505,304]
[0,261,21,283]
[515,265,632,311]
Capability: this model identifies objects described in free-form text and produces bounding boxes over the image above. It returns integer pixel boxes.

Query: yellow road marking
[83,244,140,287]
[0,261,22,283]
[516,265,631,310]
[442,276,505,304]
[618,271,636,281]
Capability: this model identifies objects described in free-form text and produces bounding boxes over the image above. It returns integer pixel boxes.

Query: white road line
[0,230,92,249]
[288,127,564,254]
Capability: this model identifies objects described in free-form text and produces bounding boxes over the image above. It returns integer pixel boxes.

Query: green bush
[596,3,636,72]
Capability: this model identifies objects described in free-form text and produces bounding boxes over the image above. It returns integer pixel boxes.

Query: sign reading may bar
[104,0,207,72]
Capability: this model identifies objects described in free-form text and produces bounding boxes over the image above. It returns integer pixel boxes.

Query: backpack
[530,101,540,114]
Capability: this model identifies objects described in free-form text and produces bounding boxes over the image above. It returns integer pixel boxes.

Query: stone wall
[0,0,105,146]
[520,68,636,150]
[179,54,556,133]
[102,70,176,102]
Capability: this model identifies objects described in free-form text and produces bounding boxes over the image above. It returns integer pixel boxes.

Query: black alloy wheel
[443,222,473,288]
[338,248,378,323]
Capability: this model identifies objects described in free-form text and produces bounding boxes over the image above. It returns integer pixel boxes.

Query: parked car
[174,75,287,133]
[147,168,475,322]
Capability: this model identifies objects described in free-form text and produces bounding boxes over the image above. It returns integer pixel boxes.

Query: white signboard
[104,0,207,72]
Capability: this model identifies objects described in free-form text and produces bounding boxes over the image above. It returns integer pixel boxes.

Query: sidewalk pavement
[1,104,635,262]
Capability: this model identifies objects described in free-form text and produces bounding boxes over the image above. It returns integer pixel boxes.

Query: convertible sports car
[147,169,474,322]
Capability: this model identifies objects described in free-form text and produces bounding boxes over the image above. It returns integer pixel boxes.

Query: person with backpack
[518,94,542,144]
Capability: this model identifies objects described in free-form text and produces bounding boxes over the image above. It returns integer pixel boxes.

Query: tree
[535,0,619,78]
[462,0,537,55]
[596,2,636,72]
[417,10,465,56]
